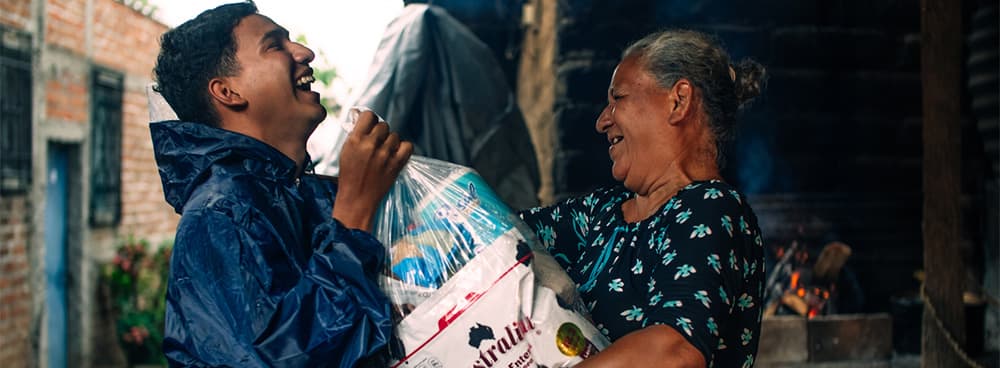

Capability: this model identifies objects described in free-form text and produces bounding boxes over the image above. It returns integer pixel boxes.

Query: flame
[808,309,818,319]
[790,271,800,289]
[822,290,830,299]
[797,288,806,298]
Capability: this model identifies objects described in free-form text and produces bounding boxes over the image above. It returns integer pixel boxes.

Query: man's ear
[666,79,695,126]
[208,77,247,109]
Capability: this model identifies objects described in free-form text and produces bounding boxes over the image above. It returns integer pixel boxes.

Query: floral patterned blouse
[519,180,765,367]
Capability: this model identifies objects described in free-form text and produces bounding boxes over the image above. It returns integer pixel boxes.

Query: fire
[790,271,800,289]
[796,288,806,298]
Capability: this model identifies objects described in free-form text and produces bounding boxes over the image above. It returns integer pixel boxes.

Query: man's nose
[291,42,315,64]
[595,104,613,133]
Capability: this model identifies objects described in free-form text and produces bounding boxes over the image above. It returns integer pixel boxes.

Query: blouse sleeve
[517,189,612,270]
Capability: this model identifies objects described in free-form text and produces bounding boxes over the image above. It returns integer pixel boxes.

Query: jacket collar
[150,121,306,212]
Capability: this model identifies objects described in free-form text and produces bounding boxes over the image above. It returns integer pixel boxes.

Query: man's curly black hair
[153,2,258,127]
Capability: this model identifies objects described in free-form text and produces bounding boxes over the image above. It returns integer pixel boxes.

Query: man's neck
[220,120,309,173]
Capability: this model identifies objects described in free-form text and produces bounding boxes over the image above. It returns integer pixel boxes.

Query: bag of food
[344,109,610,367]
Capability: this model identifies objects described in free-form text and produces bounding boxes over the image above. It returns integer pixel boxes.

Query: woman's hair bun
[733,58,766,107]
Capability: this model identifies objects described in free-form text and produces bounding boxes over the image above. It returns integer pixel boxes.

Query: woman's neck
[622,157,720,223]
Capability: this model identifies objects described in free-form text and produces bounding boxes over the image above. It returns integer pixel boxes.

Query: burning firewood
[812,242,852,284]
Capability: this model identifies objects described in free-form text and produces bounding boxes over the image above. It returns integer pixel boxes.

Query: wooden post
[921,0,966,366]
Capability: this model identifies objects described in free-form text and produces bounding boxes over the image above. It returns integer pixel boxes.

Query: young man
[150,3,412,366]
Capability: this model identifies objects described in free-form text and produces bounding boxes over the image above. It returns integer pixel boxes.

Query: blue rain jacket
[150,121,392,367]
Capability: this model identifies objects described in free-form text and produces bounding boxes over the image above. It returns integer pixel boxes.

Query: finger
[391,141,414,170]
[351,110,378,136]
[370,120,390,144]
[383,132,401,154]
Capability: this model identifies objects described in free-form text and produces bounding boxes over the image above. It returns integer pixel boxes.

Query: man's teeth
[295,75,315,87]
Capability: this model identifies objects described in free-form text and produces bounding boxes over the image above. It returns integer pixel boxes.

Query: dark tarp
[313,4,540,210]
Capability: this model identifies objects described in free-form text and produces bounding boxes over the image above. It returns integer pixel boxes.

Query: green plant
[102,236,172,366]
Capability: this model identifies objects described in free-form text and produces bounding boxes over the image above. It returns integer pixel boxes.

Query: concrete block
[758,316,809,364]
[807,314,893,362]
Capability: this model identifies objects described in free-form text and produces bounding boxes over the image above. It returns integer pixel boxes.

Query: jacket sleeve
[163,207,392,368]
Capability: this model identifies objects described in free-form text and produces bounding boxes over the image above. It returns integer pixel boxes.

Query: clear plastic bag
[345,109,609,367]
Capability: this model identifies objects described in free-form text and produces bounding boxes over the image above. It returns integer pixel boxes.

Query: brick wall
[46,0,86,54]
[0,0,31,30]
[1,2,36,367]
[0,196,32,367]
[44,63,89,124]
[92,0,166,77]
[0,0,175,365]
[90,1,175,241]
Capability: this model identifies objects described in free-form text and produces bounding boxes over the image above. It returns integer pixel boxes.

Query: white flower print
[691,224,712,238]
[738,293,755,311]
[674,264,697,280]
[707,317,719,336]
[608,278,624,292]
[662,250,677,266]
[631,260,643,274]
[704,188,723,199]
[741,328,753,346]
[730,189,742,204]
[721,215,734,237]
[650,291,663,306]
[676,209,692,224]
[708,253,722,274]
[694,290,711,308]
[676,317,694,336]
[621,306,644,321]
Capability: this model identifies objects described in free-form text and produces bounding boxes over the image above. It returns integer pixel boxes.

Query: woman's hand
[576,325,705,368]
[333,111,413,231]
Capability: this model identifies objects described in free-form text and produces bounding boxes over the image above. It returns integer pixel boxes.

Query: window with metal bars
[89,67,123,226]
[0,27,33,194]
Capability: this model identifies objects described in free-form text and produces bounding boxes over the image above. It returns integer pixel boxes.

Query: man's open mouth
[295,75,315,91]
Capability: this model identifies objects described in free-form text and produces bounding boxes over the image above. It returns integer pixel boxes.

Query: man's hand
[333,111,413,231]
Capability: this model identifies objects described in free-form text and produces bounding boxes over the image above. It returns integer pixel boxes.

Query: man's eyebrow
[259,27,289,45]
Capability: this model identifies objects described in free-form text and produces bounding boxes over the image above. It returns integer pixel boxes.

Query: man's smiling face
[226,14,326,137]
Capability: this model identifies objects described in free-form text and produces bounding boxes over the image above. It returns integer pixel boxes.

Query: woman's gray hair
[623,30,766,167]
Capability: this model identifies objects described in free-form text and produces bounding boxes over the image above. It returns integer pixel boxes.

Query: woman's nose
[291,42,315,64]
[595,104,613,133]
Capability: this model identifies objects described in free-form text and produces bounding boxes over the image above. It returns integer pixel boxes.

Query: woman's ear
[666,79,694,126]
[208,77,248,109]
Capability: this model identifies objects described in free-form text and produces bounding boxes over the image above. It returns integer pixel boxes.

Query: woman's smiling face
[595,55,677,191]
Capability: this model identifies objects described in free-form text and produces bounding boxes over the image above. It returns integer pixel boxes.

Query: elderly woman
[520,30,766,367]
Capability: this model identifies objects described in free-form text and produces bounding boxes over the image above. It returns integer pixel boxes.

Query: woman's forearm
[576,325,706,368]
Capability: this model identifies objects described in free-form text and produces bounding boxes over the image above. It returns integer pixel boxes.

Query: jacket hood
[150,121,300,213]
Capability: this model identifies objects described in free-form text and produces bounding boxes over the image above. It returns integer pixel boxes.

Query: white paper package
[373,154,610,367]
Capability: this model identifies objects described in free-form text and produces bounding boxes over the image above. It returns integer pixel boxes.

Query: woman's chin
[611,168,627,184]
